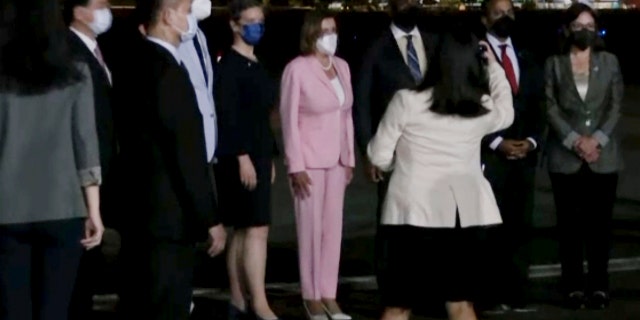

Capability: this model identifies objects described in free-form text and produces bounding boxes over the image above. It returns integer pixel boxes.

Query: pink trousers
[294,165,347,300]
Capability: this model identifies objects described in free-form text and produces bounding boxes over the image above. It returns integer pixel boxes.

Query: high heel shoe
[247,305,280,320]
[229,302,249,320]
[322,304,352,320]
[304,302,329,320]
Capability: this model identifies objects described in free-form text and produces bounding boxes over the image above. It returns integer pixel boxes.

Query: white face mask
[172,10,198,42]
[316,33,338,56]
[192,0,212,21]
[89,8,113,35]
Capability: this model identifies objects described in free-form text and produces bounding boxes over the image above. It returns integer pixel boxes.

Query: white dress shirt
[70,27,112,84]
[178,29,217,162]
[486,33,537,150]
[367,62,514,228]
[390,24,427,75]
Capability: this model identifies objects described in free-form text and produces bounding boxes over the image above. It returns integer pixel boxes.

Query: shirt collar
[147,37,181,64]
[390,24,420,39]
[70,27,97,53]
[486,32,514,51]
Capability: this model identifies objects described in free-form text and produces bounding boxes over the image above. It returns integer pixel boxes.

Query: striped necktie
[406,35,422,84]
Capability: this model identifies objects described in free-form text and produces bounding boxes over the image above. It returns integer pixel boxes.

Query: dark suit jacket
[68,31,116,179]
[113,40,218,243]
[544,51,623,174]
[353,28,438,154]
[481,45,546,167]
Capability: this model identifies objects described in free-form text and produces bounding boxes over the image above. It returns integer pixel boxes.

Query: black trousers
[118,239,196,320]
[68,245,108,320]
[374,172,391,289]
[0,218,84,320]
[69,182,115,320]
[483,157,536,305]
[550,164,618,293]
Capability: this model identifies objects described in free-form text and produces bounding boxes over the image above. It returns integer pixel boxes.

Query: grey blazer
[544,51,624,174]
[0,64,101,225]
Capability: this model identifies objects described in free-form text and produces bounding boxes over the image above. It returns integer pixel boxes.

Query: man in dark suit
[353,0,436,288]
[113,0,226,318]
[63,1,117,318]
[479,0,545,313]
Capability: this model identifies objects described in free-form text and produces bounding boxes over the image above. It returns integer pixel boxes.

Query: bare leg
[446,301,477,320]
[381,307,411,320]
[244,226,276,318]
[305,300,325,316]
[227,230,248,310]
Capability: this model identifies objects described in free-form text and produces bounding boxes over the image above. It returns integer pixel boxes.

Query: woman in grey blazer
[545,3,623,310]
[0,1,104,319]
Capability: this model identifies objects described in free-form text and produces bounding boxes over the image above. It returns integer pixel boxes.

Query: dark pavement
[92,270,640,319]
[88,85,640,318]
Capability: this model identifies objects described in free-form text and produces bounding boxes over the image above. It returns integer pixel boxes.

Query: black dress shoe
[566,291,586,310]
[587,291,610,310]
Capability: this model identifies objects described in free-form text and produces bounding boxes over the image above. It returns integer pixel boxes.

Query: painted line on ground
[94,256,640,305]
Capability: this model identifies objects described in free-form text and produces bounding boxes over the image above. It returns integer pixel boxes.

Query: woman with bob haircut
[280,10,355,320]
[367,30,514,320]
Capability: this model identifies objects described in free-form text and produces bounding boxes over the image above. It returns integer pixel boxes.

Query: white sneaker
[190,301,195,314]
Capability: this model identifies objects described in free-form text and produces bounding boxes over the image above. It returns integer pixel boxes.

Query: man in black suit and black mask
[114,0,226,318]
[353,0,437,288]
[479,0,545,314]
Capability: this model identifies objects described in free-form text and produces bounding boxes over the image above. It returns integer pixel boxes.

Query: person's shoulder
[333,56,350,69]
[596,51,619,65]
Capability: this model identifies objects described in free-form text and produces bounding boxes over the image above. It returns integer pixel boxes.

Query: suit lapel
[307,56,340,102]
[584,52,601,104]
[559,55,584,103]
[384,31,414,85]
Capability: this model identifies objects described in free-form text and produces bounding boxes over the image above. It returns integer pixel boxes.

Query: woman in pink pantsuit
[279,10,355,320]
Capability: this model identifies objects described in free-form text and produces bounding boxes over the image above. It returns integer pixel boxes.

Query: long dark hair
[417,30,491,118]
[558,3,605,53]
[0,0,83,94]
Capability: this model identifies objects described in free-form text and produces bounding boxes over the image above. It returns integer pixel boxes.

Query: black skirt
[379,223,491,310]
[214,156,272,228]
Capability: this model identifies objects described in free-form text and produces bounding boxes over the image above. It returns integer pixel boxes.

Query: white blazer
[178,28,217,162]
[367,61,514,228]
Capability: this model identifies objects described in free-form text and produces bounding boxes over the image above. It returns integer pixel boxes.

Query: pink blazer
[279,55,355,174]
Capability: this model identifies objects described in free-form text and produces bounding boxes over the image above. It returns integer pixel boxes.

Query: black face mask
[490,16,515,39]
[571,29,597,50]
[393,6,420,32]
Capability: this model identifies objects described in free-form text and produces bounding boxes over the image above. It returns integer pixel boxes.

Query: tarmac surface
[91,85,640,319]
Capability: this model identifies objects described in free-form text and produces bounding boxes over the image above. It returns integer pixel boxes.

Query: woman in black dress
[214,0,278,319]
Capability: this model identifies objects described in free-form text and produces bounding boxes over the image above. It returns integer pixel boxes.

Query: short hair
[299,10,336,55]
[62,0,90,26]
[228,0,262,22]
[135,0,180,29]
[558,3,605,53]
[417,29,491,118]
[480,0,514,16]
[389,0,413,15]
[0,0,84,93]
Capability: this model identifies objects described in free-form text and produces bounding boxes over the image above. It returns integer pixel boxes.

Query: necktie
[406,35,422,84]
[94,45,111,85]
[499,44,518,95]
[192,36,209,86]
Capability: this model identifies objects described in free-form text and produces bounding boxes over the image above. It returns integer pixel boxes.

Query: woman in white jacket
[368,31,514,320]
